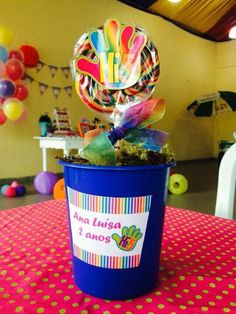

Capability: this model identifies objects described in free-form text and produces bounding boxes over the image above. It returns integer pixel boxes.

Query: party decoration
[14,82,28,101]
[0,97,5,105]
[0,109,7,125]
[0,29,32,125]
[72,18,159,116]
[0,181,26,197]
[168,174,188,195]
[1,184,9,195]
[2,98,24,121]
[34,171,59,195]
[11,181,20,188]
[0,26,13,45]
[53,178,66,199]
[9,49,23,61]
[0,79,15,98]
[14,107,28,124]
[0,60,5,77]
[19,44,39,68]
[70,18,169,165]
[5,58,24,81]
[22,73,73,98]
[0,46,8,62]
[15,185,26,197]
[4,186,16,198]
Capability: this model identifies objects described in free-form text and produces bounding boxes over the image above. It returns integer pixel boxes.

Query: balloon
[0,26,13,45]
[0,108,7,125]
[0,46,8,62]
[14,82,28,100]
[9,49,23,61]
[19,45,39,68]
[1,184,10,195]
[53,178,66,199]
[0,97,5,105]
[5,59,24,81]
[4,186,16,197]
[15,185,26,196]
[2,98,24,121]
[34,172,59,195]
[0,79,15,97]
[14,106,28,124]
[0,60,5,78]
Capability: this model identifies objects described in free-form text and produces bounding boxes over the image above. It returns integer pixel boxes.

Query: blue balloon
[0,46,8,62]
[1,184,10,195]
[0,79,15,97]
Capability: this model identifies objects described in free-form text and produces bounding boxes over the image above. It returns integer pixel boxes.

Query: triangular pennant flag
[36,61,45,73]
[52,86,61,98]
[22,73,34,85]
[61,66,70,79]
[48,65,58,78]
[38,82,48,95]
[64,86,72,97]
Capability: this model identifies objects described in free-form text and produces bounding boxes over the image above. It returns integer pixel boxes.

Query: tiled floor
[0,159,234,218]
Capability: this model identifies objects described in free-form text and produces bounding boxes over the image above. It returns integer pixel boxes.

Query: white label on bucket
[67,187,152,269]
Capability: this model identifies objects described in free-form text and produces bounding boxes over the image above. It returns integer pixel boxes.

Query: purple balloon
[0,79,16,97]
[34,171,59,195]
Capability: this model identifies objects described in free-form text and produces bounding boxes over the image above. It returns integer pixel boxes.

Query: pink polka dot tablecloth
[0,200,236,314]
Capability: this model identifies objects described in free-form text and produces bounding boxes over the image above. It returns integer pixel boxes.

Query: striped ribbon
[67,187,152,214]
[73,244,140,269]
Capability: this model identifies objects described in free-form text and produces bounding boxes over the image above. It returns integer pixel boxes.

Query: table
[34,136,84,171]
[0,200,236,313]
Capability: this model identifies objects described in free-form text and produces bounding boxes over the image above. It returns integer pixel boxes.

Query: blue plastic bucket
[60,161,173,300]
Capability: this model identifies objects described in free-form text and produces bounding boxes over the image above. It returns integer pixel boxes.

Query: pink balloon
[0,61,5,78]
[5,58,24,81]
[0,108,7,125]
[14,82,28,101]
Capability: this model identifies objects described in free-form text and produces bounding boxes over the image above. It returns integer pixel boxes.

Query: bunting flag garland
[36,61,45,73]
[61,66,70,79]
[64,86,72,97]
[48,65,58,78]
[52,86,61,98]
[23,73,34,85]
[38,82,48,95]
[22,74,73,98]
[35,60,71,79]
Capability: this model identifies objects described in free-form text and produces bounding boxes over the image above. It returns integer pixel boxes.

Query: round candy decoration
[71,18,160,119]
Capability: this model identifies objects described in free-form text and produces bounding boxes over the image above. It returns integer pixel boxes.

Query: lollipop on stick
[71,18,160,121]
[71,18,167,165]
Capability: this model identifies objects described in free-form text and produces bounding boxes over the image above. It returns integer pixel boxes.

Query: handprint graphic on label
[112,225,143,251]
[76,18,147,89]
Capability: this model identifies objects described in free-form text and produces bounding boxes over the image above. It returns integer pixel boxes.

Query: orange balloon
[53,178,66,199]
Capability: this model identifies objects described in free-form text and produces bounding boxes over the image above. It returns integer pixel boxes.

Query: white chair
[215,142,236,219]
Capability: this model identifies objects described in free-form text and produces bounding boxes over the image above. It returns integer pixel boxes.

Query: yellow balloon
[3,98,24,121]
[0,26,13,46]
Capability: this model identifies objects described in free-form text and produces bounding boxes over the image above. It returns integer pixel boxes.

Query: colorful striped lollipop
[71,18,160,119]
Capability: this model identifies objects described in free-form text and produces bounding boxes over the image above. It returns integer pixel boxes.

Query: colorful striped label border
[73,244,140,269]
[67,187,152,214]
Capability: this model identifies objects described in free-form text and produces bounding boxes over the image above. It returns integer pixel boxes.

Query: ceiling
[119,0,236,42]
